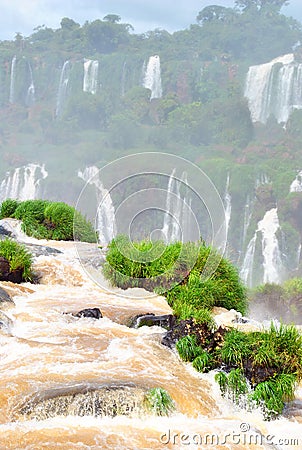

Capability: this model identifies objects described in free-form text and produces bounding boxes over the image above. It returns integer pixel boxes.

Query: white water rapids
[0,231,301,449]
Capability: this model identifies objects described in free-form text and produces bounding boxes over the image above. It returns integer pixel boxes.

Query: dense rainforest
[1,0,302,288]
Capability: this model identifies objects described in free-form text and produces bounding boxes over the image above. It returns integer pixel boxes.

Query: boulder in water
[0,286,14,306]
[0,311,13,332]
[73,307,102,319]
[128,313,175,329]
[0,257,23,283]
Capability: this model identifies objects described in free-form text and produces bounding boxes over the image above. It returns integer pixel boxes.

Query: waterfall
[244,53,302,124]
[224,174,231,241]
[83,59,99,95]
[290,170,302,192]
[0,164,48,202]
[78,166,116,244]
[9,55,17,104]
[240,208,283,287]
[121,61,127,97]
[143,55,162,100]
[26,62,35,106]
[162,170,191,243]
[56,60,70,117]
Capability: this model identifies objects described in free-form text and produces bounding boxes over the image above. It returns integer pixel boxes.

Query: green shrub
[192,351,214,372]
[176,335,203,362]
[144,387,175,416]
[0,238,33,281]
[0,199,95,242]
[0,199,20,218]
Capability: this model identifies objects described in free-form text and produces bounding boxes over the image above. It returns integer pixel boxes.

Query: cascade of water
[56,60,70,117]
[258,208,283,283]
[78,166,116,244]
[26,62,35,106]
[240,208,283,287]
[244,53,302,124]
[224,174,231,241]
[290,170,302,192]
[9,55,17,104]
[0,163,48,202]
[83,59,99,94]
[240,234,257,288]
[143,55,162,100]
[241,195,252,254]
[162,170,191,243]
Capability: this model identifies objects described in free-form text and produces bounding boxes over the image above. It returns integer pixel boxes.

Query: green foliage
[0,238,33,281]
[192,351,215,372]
[0,199,20,218]
[176,335,203,362]
[216,322,302,418]
[144,387,175,416]
[216,368,249,403]
[0,199,95,242]
[250,373,296,419]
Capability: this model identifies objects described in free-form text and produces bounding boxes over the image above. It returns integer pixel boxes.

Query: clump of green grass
[0,199,96,242]
[176,334,203,362]
[0,238,33,281]
[144,388,175,416]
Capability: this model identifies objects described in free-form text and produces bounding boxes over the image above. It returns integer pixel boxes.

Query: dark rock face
[128,313,175,329]
[0,311,13,331]
[23,243,62,257]
[162,318,227,353]
[0,287,14,305]
[0,257,10,278]
[73,308,102,319]
[0,225,12,238]
[0,257,23,283]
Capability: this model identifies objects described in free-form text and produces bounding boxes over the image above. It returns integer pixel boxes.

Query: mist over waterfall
[83,59,99,94]
[143,55,162,100]
[78,166,116,244]
[240,208,284,287]
[0,164,48,202]
[56,60,71,117]
[244,53,302,124]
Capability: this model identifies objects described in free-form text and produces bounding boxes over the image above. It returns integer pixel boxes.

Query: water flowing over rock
[56,60,71,117]
[143,55,162,100]
[26,61,35,106]
[78,166,116,244]
[83,59,99,94]
[162,169,192,243]
[244,53,302,124]
[240,208,284,287]
[0,163,48,202]
[290,170,302,192]
[19,385,148,420]
[224,174,231,242]
[9,55,17,104]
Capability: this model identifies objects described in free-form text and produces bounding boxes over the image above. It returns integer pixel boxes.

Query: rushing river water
[0,234,302,449]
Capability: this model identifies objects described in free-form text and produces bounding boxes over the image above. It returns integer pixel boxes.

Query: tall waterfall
[244,53,302,124]
[0,164,48,202]
[290,170,302,192]
[83,59,99,94]
[9,56,17,104]
[240,208,283,287]
[26,62,35,106]
[78,166,116,244]
[56,60,70,117]
[143,55,162,100]
[162,170,191,243]
[224,174,231,241]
